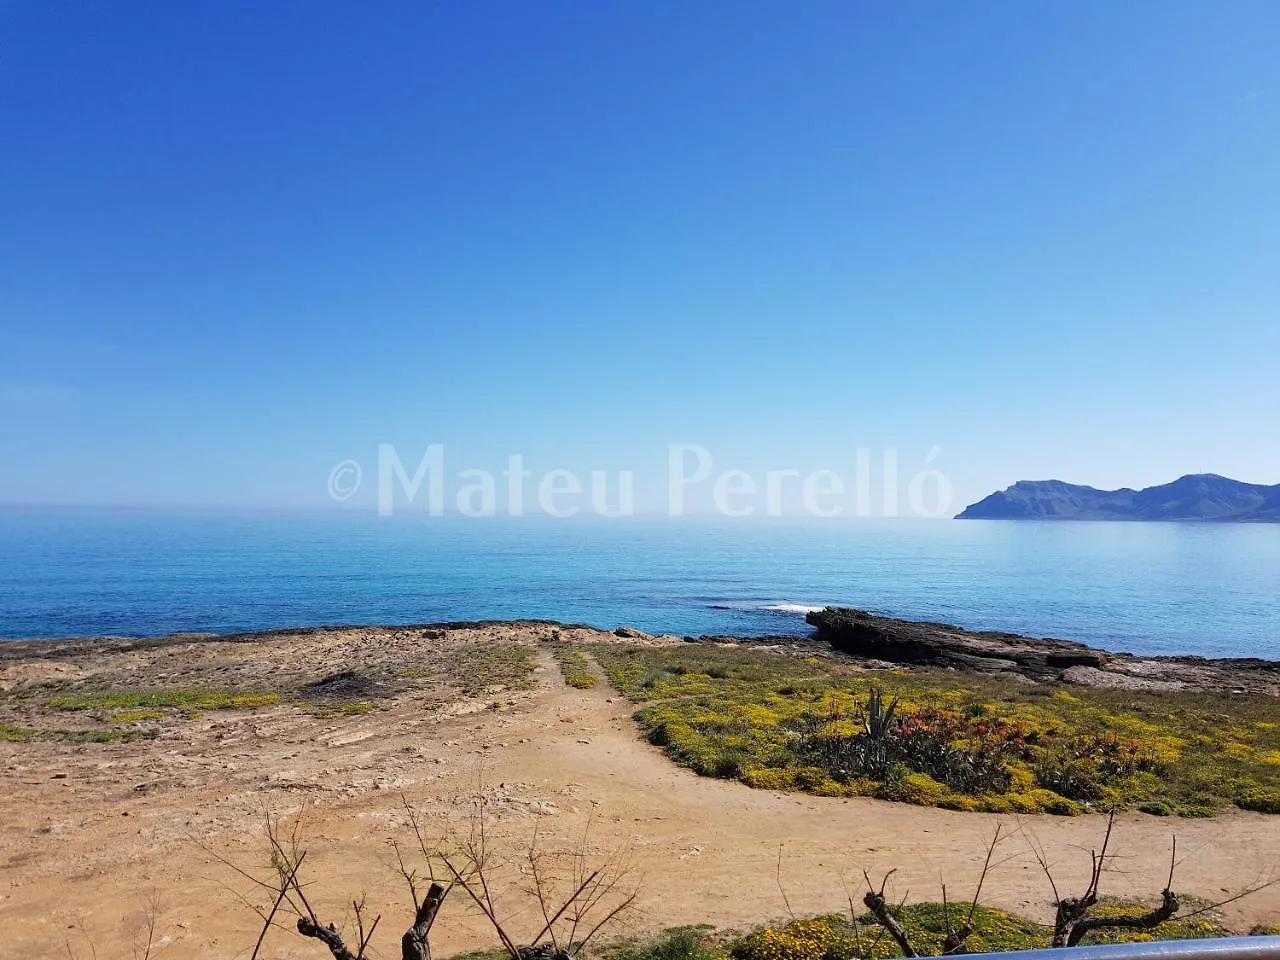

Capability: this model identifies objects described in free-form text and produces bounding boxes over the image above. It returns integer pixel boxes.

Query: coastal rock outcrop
[805,607,1105,679]
[613,626,652,640]
[804,606,1280,695]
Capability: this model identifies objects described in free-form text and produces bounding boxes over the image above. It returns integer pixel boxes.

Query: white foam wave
[761,603,825,615]
[706,601,827,616]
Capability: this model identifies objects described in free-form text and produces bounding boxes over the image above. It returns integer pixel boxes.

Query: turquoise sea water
[0,507,1277,658]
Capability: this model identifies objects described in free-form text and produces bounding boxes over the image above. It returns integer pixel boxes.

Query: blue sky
[1,1,1277,513]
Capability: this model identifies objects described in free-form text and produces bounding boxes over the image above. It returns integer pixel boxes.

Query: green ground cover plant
[7,643,539,743]
[604,926,722,960]
[29,688,281,737]
[1,722,36,741]
[588,899,1224,960]
[553,645,600,688]
[446,642,538,696]
[592,644,1280,817]
[47,689,281,712]
[727,900,1223,960]
[0,720,154,744]
[109,708,168,723]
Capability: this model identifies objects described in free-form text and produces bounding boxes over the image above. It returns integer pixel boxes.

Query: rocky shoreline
[4,608,1278,697]
[804,606,1280,695]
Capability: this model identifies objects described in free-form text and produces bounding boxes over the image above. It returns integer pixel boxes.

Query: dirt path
[2,632,1278,959]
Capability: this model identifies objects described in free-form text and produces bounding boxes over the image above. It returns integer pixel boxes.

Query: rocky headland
[957,474,1280,521]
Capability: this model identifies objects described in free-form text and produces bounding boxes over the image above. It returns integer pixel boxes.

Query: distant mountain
[956,474,1280,521]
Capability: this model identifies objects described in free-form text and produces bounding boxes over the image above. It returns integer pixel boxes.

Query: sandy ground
[1,624,1278,959]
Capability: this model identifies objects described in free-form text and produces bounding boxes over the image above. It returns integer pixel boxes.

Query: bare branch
[1026,831,1062,906]
[251,850,308,960]
[966,823,1003,927]
[439,851,522,960]
[529,869,602,948]
[777,845,796,921]
[132,891,161,960]
[863,873,918,958]
[297,916,359,960]
[1176,872,1280,923]
[1067,890,1179,947]
[402,882,449,960]
[938,823,1008,954]
[578,888,641,950]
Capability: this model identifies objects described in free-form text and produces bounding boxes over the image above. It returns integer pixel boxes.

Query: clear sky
[2,1,1277,514]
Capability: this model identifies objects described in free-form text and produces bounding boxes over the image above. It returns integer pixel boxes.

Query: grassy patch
[110,708,167,723]
[335,700,375,715]
[48,689,281,712]
[552,646,600,689]
[2,718,157,744]
[444,643,537,697]
[605,926,723,960]
[3,725,156,744]
[389,642,539,698]
[593,644,1280,817]
[1,722,36,742]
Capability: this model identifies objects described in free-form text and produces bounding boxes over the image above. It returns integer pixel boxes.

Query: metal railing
[959,939,1280,960]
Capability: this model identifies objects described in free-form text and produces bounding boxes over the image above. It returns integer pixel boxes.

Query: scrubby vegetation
[109,708,168,723]
[48,689,281,712]
[724,901,1223,960]
[593,811,1239,959]
[0,720,154,743]
[0,687,283,742]
[604,926,722,960]
[592,644,1280,817]
[553,646,601,688]
[235,797,1251,960]
[0,639,542,748]
[446,642,539,696]
[309,907,1234,960]
[1,722,35,741]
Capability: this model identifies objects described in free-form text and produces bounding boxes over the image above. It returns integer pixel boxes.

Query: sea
[0,506,1277,659]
